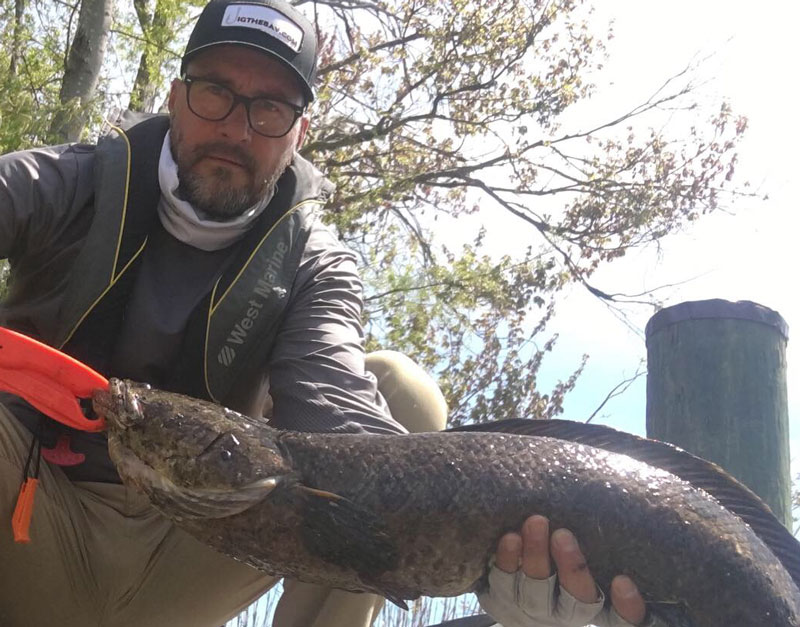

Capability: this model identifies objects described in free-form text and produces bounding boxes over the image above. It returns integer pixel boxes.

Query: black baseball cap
[181,0,317,103]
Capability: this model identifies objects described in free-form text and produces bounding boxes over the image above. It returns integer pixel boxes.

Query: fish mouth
[93,379,146,431]
[92,387,117,427]
[108,435,280,520]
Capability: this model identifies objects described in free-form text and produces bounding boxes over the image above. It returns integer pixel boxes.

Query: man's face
[168,45,310,220]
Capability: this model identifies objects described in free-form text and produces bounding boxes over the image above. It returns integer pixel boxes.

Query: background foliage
[0,0,749,624]
[0,0,747,427]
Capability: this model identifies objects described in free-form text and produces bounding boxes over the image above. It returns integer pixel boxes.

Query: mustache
[189,142,257,175]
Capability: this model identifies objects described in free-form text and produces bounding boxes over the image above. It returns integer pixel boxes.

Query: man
[0,0,651,625]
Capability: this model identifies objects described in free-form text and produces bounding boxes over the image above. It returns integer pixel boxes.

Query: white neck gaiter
[157,132,273,251]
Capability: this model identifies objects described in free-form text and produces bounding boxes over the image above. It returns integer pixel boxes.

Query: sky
[527,0,800,453]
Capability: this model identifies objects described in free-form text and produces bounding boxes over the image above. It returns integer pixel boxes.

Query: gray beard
[178,164,284,221]
[171,138,295,221]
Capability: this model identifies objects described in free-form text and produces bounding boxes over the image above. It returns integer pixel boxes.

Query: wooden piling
[645,299,791,527]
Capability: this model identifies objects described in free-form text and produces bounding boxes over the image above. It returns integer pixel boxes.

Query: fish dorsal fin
[447,418,800,592]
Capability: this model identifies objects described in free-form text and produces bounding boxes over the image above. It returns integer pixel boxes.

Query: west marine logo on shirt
[218,344,236,367]
[221,4,303,52]
[217,241,289,367]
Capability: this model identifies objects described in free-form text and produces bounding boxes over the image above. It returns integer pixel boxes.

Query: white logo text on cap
[222,4,303,53]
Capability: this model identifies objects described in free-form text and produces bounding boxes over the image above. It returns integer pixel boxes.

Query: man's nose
[220,101,252,141]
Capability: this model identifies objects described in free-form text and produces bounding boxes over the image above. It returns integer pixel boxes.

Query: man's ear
[167,78,183,114]
[295,115,311,150]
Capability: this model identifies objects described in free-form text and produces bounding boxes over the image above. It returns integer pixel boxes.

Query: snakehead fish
[93,379,800,627]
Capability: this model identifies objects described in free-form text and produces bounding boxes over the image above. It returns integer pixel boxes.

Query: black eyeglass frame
[181,75,305,138]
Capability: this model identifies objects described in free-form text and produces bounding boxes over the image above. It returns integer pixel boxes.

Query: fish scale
[95,379,800,627]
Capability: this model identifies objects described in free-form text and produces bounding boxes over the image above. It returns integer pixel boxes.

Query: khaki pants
[0,351,447,627]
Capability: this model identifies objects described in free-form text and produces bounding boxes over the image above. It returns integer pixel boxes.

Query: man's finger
[520,515,551,579]
[495,532,522,573]
[550,528,599,604]
[610,575,647,626]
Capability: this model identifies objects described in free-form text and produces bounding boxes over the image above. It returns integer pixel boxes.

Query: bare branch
[585,364,647,424]
[318,32,424,76]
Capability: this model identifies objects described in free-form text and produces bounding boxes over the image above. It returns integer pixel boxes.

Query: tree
[0,261,8,300]
[49,0,113,141]
[127,0,196,112]
[0,0,748,624]
[0,0,749,455]
[300,0,745,425]
[0,0,76,149]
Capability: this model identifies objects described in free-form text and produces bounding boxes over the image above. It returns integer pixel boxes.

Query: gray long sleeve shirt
[0,140,405,482]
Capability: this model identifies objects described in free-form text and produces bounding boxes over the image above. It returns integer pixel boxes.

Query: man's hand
[478,515,650,627]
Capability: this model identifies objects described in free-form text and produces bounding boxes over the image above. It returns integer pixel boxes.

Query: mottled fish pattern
[93,379,800,627]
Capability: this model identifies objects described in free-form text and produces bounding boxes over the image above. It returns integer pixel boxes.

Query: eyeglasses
[182,75,305,138]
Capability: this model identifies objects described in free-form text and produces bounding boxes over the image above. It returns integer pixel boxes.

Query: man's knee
[366,350,447,433]
[274,580,384,627]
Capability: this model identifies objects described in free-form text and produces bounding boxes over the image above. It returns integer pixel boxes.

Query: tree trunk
[129,0,154,112]
[49,0,113,142]
[8,0,26,77]
[129,50,158,113]
[645,299,791,527]
[129,0,171,113]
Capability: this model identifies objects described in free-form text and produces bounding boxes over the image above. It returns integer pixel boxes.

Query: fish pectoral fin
[299,486,347,501]
[295,484,403,602]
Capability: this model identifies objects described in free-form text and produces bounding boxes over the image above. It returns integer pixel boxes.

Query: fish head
[93,378,294,520]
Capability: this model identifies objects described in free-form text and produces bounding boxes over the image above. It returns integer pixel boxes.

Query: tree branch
[585,364,646,424]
